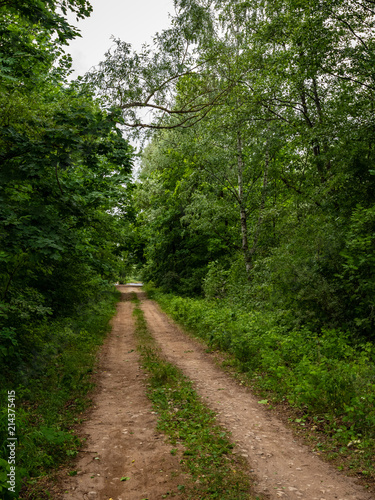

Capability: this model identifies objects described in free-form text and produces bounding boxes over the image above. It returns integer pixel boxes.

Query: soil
[58,285,374,500]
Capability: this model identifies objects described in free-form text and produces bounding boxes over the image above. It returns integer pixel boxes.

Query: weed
[145,285,375,482]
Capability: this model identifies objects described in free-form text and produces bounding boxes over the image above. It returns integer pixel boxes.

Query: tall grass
[0,289,120,499]
[145,283,375,480]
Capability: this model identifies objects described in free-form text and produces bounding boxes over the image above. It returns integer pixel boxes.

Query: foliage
[2,0,375,490]
[203,261,230,300]
[135,133,232,295]
[0,289,119,498]
[146,285,375,478]
[339,205,375,335]
[91,0,375,342]
[0,0,134,355]
[0,1,134,496]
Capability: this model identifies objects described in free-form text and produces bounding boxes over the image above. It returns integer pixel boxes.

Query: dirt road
[60,286,186,500]
[60,286,373,500]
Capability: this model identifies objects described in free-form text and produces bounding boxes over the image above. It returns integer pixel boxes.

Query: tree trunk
[250,148,269,258]
[236,131,252,276]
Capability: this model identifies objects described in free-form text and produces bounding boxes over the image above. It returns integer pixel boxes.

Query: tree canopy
[89,0,375,339]
[0,0,134,349]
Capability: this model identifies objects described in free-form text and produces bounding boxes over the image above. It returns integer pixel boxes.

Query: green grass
[143,283,375,488]
[131,293,258,500]
[0,288,120,500]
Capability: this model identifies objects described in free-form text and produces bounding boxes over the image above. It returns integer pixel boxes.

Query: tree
[0,0,134,330]
[90,0,375,337]
[135,130,230,294]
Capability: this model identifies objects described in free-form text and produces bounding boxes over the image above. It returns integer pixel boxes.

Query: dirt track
[60,286,186,500]
[60,286,374,500]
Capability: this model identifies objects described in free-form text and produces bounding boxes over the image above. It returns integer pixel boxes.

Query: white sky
[66,0,174,78]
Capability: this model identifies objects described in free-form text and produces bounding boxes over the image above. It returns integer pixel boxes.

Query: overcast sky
[67,0,174,78]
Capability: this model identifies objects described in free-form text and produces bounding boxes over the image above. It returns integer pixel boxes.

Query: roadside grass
[144,284,375,490]
[0,289,120,500]
[131,293,259,500]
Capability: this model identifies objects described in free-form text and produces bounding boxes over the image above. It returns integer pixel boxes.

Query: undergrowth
[144,283,375,485]
[131,293,258,500]
[0,288,120,499]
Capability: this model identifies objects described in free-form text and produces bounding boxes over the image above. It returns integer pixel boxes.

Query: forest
[1,0,375,497]
[0,0,134,496]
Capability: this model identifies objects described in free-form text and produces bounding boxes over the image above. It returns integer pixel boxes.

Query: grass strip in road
[131,293,258,500]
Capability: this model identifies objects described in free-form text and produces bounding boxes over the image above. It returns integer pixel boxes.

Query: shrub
[151,289,375,440]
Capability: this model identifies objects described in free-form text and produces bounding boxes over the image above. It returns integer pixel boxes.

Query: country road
[59,285,373,500]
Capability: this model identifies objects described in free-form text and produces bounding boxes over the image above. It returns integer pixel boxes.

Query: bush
[0,287,119,498]
[151,289,375,440]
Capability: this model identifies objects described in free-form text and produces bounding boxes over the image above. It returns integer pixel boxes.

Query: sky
[66,0,174,78]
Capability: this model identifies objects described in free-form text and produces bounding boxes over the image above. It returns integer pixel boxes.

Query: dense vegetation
[91,0,375,479]
[0,1,133,497]
[114,0,375,341]
[2,0,375,495]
